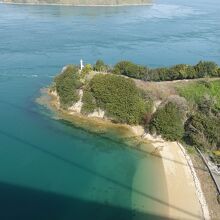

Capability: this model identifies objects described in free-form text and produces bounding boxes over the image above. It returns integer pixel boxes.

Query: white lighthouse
[80,59,84,71]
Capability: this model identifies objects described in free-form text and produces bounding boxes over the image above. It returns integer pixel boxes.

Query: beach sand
[131,127,209,220]
[159,142,203,219]
[148,140,210,219]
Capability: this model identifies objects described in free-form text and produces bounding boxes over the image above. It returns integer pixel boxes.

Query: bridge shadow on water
[0,181,166,220]
[0,129,202,219]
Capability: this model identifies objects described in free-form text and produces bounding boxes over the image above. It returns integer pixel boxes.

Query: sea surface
[0,0,220,219]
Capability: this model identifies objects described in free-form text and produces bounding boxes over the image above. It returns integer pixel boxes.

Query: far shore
[0,0,153,7]
[36,87,210,219]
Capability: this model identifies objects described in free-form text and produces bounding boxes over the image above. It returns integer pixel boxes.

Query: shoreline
[0,1,153,7]
[37,88,209,219]
[144,135,209,219]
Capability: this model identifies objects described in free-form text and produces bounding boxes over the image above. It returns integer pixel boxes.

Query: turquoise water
[0,0,220,219]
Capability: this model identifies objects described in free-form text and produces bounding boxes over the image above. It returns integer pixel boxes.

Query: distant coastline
[0,0,153,6]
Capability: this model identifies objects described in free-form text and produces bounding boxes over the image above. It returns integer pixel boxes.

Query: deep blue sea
[0,0,219,219]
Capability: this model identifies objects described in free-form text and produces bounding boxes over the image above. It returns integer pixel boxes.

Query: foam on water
[143,4,202,20]
[0,73,56,78]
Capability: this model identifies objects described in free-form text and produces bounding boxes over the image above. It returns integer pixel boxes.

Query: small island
[42,59,220,219]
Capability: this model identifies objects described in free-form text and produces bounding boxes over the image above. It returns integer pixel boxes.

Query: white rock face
[51,90,58,97]
[68,89,83,113]
[88,108,105,118]
[51,90,60,108]
[131,125,145,136]
[64,89,105,118]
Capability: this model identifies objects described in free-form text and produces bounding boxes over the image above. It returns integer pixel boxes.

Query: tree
[218,68,220,77]
[113,61,146,79]
[81,89,96,114]
[88,74,149,124]
[93,60,108,72]
[166,95,188,117]
[55,65,81,108]
[168,64,197,80]
[82,64,92,76]
[184,112,220,150]
[197,95,216,115]
[150,102,184,141]
[112,60,220,81]
[194,61,218,77]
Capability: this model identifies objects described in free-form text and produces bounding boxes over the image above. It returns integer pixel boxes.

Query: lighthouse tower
[80,59,84,71]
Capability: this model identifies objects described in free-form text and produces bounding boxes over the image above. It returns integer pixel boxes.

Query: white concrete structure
[80,59,84,71]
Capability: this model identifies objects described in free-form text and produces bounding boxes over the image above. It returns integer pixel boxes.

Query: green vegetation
[177,80,220,109]
[81,88,96,114]
[178,80,220,151]
[194,61,219,77]
[85,74,150,124]
[52,60,220,156]
[149,102,185,141]
[138,89,154,114]
[113,60,220,81]
[211,151,220,164]
[93,60,109,72]
[54,65,81,108]
[143,77,220,151]
[113,61,146,79]
[82,64,93,76]
[184,112,220,151]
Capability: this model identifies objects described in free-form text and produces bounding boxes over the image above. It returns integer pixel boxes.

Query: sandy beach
[151,141,207,219]
[38,89,210,220]
[131,126,210,219]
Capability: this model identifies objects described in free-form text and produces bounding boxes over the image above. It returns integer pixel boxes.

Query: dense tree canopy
[54,65,81,108]
[93,60,109,72]
[113,60,220,81]
[149,102,185,141]
[81,88,96,114]
[185,112,220,151]
[113,61,146,79]
[84,74,150,124]
[194,61,219,77]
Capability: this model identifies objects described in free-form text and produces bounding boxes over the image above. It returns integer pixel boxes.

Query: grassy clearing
[176,79,220,108]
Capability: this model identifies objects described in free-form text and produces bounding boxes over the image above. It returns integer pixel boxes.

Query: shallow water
[0,0,220,219]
